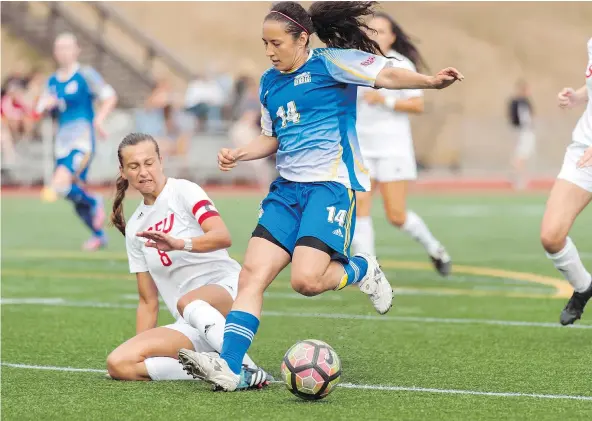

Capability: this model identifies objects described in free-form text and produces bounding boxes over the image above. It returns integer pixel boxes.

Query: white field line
[2,362,591,402]
[2,298,592,330]
[1,363,105,373]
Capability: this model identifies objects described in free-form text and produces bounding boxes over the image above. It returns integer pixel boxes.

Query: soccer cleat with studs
[355,253,393,315]
[179,349,272,391]
[560,280,592,326]
[430,246,452,277]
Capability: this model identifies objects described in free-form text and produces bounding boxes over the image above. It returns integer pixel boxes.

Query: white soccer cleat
[178,349,240,391]
[355,253,394,315]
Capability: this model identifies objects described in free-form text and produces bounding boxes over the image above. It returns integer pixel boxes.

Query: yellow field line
[380,261,571,298]
[2,250,572,298]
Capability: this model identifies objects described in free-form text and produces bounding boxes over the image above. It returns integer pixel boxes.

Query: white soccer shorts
[163,318,216,353]
[557,141,592,193]
[364,155,418,183]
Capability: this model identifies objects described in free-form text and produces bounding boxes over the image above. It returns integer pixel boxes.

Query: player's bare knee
[540,227,566,254]
[237,265,268,295]
[291,276,324,297]
[106,352,125,379]
[106,352,135,380]
[386,209,406,227]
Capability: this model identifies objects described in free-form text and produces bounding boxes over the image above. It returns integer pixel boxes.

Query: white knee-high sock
[144,357,195,381]
[352,216,375,256]
[183,300,257,369]
[546,237,592,293]
[400,210,441,257]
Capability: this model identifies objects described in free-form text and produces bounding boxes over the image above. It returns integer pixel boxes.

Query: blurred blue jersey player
[178,1,463,391]
[36,33,118,251]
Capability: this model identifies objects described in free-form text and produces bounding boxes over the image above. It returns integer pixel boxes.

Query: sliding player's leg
[107,325,205,381]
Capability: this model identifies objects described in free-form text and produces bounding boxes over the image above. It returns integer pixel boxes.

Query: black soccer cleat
[430,246,452,277]
[560,281,592,326]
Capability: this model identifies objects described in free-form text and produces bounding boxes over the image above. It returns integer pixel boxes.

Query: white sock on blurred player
[401,210,441,257]
[182,300,257,369]
[352,216,375,256]
[546,237,592,293]
[144,357,195,381]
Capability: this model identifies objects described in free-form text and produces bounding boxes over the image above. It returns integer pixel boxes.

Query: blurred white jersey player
[541,37,592,326]
[352,13,451,276]
[107,133,270,388]
[508,79,536,190]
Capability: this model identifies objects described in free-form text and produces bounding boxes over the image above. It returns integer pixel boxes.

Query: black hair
[265,1,382,55]
[110,133,161,236]
[372,12,428,72]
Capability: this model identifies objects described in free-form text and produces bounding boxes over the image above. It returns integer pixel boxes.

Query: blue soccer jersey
[259,48,390,192]
[45,65,114,159]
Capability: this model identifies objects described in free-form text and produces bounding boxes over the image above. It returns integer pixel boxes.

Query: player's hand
[429,67,464,89]
[577,146,592,168]
[93,119,108,140]
[218,148,238,172]
[44,95,60,110]
[558,88,576,109]
[362,90,385,105]
[137,231,183,252]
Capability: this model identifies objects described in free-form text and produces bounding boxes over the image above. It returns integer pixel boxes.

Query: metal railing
[1,1,195,106]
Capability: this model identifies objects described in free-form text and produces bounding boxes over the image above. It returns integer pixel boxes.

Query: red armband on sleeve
[192,200,220,225]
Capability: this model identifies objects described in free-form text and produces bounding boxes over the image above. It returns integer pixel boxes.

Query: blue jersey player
[178,1,463,391]
[36,33,118,251]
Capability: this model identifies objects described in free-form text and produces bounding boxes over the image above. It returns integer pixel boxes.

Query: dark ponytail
[109,132,160,236]
[373,12,428,73]
[111,175,129,236]
[265,1,382,55]
[309,2,381,54]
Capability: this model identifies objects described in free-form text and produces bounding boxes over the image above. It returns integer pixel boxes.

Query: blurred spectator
[1,80,29,167]
[185,72,226,132]
[228,76,275,191]
[23,67,46,109]
[1,60,29,97]
[136,77,191,163]
[508,79,535,190]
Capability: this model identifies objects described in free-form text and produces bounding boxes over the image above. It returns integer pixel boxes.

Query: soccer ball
[280,339,342,400]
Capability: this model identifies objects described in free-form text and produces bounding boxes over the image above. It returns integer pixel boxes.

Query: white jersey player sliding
[352,12,451,275]
[541,37,592,325]
[106,132,271,388]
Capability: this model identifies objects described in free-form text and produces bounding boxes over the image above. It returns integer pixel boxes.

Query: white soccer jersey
[572,38,592,147]
[356,50,423,158]
[125,178,241,319]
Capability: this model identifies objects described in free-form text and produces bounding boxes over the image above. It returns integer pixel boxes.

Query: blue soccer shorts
[254,177,357,262]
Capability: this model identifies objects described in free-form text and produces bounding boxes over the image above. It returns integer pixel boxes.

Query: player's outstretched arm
[362,90,424,114]
[558,85,588,109]
[136,272,159,334]
[218,134,279,171]
[137,216,232,254]
[375,66,464,91]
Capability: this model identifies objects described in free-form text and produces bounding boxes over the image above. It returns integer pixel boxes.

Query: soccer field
[2,192,592,420]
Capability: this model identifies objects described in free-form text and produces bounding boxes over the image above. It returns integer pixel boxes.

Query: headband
[270,10,309,35]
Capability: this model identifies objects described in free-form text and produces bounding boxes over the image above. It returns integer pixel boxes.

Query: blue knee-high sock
[67,184,102,236]
[74,202,104,236]
[335,255,369,290]
[220,311,260,375]
[66,183,96,208]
